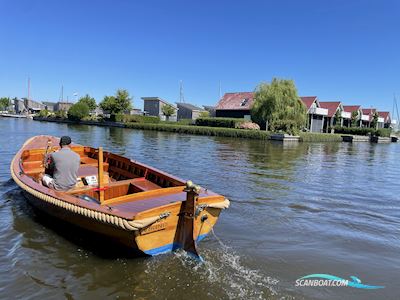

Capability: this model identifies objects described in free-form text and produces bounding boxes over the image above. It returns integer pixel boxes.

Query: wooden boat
[11,136,229,256]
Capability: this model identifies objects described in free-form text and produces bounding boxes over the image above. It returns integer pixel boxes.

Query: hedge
[110,114,160,123]
[299,132,343,142]
[125,122,271,139]
[195,117,246,128]
[330,126,391,137]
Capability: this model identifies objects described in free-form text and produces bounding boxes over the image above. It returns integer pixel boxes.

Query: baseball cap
[60,136,72,146]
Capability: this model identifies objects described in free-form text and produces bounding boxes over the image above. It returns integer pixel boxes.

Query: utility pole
[179,80,185,103]
[59,85,64,102]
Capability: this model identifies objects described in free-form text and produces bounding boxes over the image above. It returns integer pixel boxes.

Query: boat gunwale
[13,135,225,219]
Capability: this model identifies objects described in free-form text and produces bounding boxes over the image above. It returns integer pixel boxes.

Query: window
[240,98,248,106]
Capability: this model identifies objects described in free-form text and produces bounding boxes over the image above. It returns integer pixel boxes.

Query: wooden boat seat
[80,156,98,164]
[130,177,160,191]
[67,178,135,194]
[67,177,161,196]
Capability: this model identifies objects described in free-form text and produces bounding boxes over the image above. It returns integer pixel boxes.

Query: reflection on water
[0,118,399,300]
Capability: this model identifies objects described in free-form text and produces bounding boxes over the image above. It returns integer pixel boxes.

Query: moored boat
[10,135,229,256]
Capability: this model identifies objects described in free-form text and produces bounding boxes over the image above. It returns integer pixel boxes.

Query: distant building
[378,111,391,128]
[42,101,57,112]
[14,99,27,114]
[361,108,376,128]
[126,108,143,115]
[215,92,254,119]
[176,102,205,121]
[24,99,46,113]
[319,101,343,132]
[300,96,328,133]
[141,97,177,121]
[342,105,362,127]
[89,106,103,116]
[54,102,73,112]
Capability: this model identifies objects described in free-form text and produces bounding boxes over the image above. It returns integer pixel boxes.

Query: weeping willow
[251,78,307,135]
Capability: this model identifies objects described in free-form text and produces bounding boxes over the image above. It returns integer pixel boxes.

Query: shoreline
[31,116,344,142]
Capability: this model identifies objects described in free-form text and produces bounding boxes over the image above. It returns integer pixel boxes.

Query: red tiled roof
[361,108,376,115]
[378,111,390,122]
[215,92,255,110]
[342,105,360,113]
[319,101,341,117]
[300,96,317,109]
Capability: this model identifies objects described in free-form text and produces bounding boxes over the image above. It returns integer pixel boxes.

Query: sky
[0,0,399,112]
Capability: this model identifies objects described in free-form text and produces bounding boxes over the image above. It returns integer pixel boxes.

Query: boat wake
[143,230,280,300]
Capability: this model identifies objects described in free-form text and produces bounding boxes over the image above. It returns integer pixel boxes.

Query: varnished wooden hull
[11,135,229,256]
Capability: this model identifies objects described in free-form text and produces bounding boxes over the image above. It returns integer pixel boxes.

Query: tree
[78,94,96,111]
[371,112,379,129]
[334,109,342,126]
[0,97,10,110]
[161,104,176,121]
[68,102,89,121]
[99,89,132,114]
[251,78,306,134]
[199,111,210,118]
[351,111,359,127]
[99,95,116,113]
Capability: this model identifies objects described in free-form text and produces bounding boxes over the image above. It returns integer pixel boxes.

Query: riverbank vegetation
[251,79,307,134]
[331,126,391,137]
[125,122,271,139]
[30,82,394,143]
[99,89,132,114]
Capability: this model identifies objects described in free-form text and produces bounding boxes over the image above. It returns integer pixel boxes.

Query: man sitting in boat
[41,136,80,191]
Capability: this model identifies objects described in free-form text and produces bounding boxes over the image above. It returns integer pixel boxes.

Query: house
[342,105,362,127]
[13,99,27,114]
[378,112,391,128]
[54,102,73,112]
[361,108,376,127]
[340,107,351,127]
[24,99,46,113]
[215,92,254,119]
[319,101,343,132]
[141,97,177,121]
[300,96,328,132]
[42,101,57,112]
[176,103,205,121]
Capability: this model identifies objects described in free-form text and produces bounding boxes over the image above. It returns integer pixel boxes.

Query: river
[0,117,399,300]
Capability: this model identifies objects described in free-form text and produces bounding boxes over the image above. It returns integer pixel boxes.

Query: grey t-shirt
[50,148,80,190]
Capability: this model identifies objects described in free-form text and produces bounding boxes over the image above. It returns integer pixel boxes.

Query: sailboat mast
[28,77,30,101]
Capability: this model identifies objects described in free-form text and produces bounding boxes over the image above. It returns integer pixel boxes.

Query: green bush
[54,110,67,119]
[375,128,391,137]
[163,119,194,125]
[38,109,49,117]
[331,126,391,137]
[299,132,343,142]
[68,102,89,121]
[195,117,246,128]
[330,126,375,136]
[108,114,160,123]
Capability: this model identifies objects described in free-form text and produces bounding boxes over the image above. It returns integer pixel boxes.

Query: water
[0,118,399,300]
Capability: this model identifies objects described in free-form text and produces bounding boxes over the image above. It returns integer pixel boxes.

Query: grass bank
[33,117,344,142]
[125,122,271,139]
